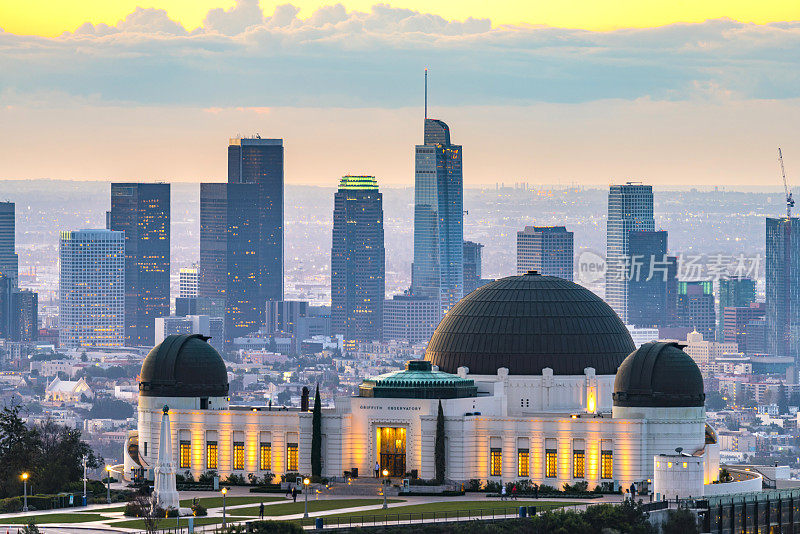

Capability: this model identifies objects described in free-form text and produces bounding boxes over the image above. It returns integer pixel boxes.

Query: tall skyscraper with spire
[411,70,464,317]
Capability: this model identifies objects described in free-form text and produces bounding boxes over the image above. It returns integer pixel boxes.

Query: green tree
[778,383,789,414]
[435,400,445,482]
[705,391,727,411]
[0,405,40,498]
[661,506,699,534]
[311,384,322,477]
[35,420,101,495]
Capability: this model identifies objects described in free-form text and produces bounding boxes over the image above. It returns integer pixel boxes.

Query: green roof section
[339,175,379,190]
[359,360,478,399]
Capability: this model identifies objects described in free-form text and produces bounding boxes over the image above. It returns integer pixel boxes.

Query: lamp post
[221,487,227,527]
[105,465,111,504]
[382,469,389,509]
[82,456,87,506]
[303,478,310,518]
[21,473,28,512]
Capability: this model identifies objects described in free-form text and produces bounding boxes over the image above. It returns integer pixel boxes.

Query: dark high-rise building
[723,303,765,354]
[412,115,463,317]
[331,176,385,342]
[228,137,284,303]
[766,217,800,361]
[516,226,574,280]
[463,241,484,294]
[606,183,655,323]
[676,281,716,341]
[12,290,37,342]
[108,183,170,346]
[265,300,309,335]
[199,182,262,344]
[665,255,679,325]
[0,202,18,288]
[627,230,668,328]
[717,276,756,340]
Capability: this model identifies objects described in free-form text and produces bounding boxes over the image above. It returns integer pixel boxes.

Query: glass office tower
[411,119,463,317]
[766,217,800,361]
[331,176,385,342]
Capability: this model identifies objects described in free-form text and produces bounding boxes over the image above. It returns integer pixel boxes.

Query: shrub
[220,521,302,534]
[484,480,502,493]
[564,481,590,493]
[538,484,558,494]
[281,472,301,483]
[0,497,23,513]
[224,473,247,486]
[191,503,207,517]
[466,479,482,492]
[165,508,179,518]
[409,478,443,486]
[198,471,218,485]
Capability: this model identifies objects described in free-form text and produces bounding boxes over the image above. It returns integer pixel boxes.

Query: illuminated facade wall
[132,370,708,491]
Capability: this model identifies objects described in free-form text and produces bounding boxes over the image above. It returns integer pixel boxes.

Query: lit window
[287,443,299,471]
[683,462,688,469]
[260,442,271,470]
[545,449,557,478]
[601,450,613,479]
[573,450,585,478]
[233,441,245,470]
[206,441,218,469]
[668,462,673,468]
[179,440,191,469]
[517,449,529,477]
[490,448,502,477]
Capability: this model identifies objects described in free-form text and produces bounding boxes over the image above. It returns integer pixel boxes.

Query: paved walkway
[0,484,627,533]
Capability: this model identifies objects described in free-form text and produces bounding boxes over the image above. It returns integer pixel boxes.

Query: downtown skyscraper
[199,182,260,344]
[0,202,18,288]
[411,114,463,317]
[108,183,170,346]
[59,230,125,348]
[516,226,574,280]
[331,176,385,342]
[228,137,284,303]
[606,183,655,323]
[766,217,800,362]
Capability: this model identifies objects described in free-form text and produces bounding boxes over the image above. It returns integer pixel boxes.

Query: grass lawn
[111,516,252,529]
[180,496,284,509]
[0,513,112,524]
[236,498,404,517]
[296,500,568,526]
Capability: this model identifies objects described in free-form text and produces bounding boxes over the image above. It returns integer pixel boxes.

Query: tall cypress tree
[311,384,322,477]
[435,400,445,483]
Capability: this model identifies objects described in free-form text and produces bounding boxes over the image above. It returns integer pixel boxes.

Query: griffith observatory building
[125,272,724,497]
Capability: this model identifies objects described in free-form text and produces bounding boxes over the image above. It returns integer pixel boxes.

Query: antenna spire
[424,68,428,119]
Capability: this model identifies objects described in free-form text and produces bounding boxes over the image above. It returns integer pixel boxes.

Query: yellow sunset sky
[3,0,800,36]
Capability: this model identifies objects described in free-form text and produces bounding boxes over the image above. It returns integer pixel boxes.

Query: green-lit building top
[359,360,478,399]
[339,176,379,190]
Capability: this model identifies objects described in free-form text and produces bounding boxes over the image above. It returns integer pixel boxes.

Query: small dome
[425,273,635,376]
[139,334,228,398]
[613,342,705,408]
[359,360,477,399]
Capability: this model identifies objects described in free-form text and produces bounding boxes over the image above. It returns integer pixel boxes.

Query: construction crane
[778,148,795,218]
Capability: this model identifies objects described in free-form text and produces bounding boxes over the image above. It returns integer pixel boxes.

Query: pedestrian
[259,502,264,519]
[629,483,636,500]
[375,461,380,478]
[285,484,292,498]
[512,484,517,500]
[533,483,539,499]
[501,485,507,501]
[292,487,298,503]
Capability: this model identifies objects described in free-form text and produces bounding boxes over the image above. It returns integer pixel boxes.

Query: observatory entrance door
[378,427,406,477]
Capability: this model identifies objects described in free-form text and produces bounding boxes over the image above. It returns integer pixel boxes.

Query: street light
[105,465,111,504]
[21,473,28,512]
[82,456,87,506]
[221,487,228,527]
[303,478,310,518]
[382,469,389,509]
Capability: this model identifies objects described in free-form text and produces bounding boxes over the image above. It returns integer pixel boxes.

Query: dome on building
[613,342,705,408]
[425,272,635,376]
[359,360,477,399]
[139,334,229,398]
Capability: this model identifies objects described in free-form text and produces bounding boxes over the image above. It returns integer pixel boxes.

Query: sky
[2,1,800,187]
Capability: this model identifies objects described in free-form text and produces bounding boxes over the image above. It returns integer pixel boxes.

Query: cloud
[2,5,800,108]
[203,0,264,36]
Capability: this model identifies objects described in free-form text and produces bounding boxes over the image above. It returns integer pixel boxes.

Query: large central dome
[425,272,635,376]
